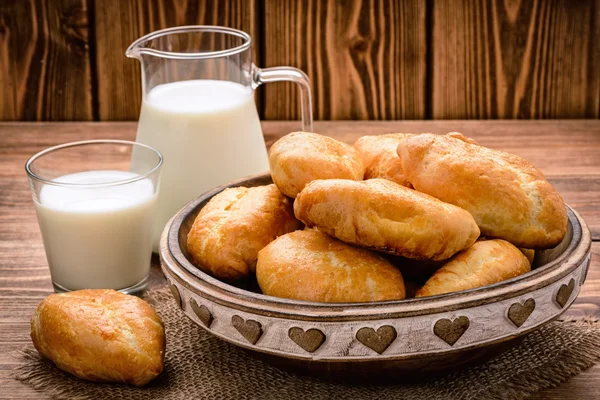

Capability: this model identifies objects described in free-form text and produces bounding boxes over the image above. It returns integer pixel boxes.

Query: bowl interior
[168,173,578,307]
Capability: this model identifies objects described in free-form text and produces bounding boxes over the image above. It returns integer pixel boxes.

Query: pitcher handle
[253,66,313,133]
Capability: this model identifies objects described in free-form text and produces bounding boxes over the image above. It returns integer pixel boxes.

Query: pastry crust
[187,184,301,280]
[269,132,364,198]
[416,239,531,297]
[256,230,406,302]
[520,248,536,264]
[446,131,479,145]
[353,133,413,186]
[30,289,165,386]
[353,132,477,187]
[397,133,567,249]
[294,179,480,260]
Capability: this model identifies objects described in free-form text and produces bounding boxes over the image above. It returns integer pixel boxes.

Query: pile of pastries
[187,131,567,302]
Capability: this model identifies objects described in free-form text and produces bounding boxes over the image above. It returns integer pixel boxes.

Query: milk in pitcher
[134,79,269,249]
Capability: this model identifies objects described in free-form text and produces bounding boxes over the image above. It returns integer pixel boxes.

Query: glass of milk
[126,26,313,250]
[26,140,163,294]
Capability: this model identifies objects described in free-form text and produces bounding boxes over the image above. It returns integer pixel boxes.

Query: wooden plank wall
[262,0,427,120]
[94,0,258,121]
[0,0,93,120]
[0,0,599,121]
[432,0,600,119]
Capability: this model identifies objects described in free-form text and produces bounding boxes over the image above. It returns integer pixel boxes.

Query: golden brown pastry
[520,248,535,264]
[446,131,479,145]
[416,239,531,297]
[352,132,477,187]
[397,133,567,249]
[269,132,364,198]
[187,184,301,280]
[353,133,413,186]
[294,179,480,260]
[256,230,406,302]
[30,289,165,386]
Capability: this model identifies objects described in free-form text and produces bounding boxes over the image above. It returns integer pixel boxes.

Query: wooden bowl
[159,173,592,378]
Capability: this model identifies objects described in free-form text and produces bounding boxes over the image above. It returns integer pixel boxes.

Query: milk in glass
[34,170,157,290]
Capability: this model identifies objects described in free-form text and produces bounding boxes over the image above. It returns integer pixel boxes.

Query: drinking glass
[26,140,162,294]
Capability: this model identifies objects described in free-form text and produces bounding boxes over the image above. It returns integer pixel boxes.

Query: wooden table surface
[1,120,599,399]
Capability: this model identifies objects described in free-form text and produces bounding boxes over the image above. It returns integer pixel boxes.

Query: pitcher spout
[125,37,146,60]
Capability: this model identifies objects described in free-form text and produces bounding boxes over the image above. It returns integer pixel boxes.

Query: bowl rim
[161,173,592,322]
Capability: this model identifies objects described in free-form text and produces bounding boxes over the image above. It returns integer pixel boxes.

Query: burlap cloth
[13,289,600,400]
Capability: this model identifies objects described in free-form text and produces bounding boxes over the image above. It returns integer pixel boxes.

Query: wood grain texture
[0,121,599,398]
[432,0,600,119]
[93,0,258,121]
[262,0,426,120]
[0,0,92,121]
[2,1,600,121]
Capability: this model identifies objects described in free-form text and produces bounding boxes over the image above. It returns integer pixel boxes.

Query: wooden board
[93,0,258,121]
[261,0,427,120]
[0,0,93,121]
[431,0,600,119]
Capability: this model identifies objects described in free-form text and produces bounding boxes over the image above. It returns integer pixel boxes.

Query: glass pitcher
[126,26,313,250]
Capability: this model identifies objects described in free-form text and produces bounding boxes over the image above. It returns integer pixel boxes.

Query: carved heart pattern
[231,315,263,345]
[507,298,536,328]
[433,316,470,346]
[555,278,576,308]
[356,325,397,354]
[190,298,213,328]
[169,283,182,309]
[288,327,326,353]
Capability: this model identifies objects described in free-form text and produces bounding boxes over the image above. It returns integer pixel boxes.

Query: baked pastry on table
[397,133,567,249]
[268,131,364,198]
[416,239,531,297]
[293,178,480,261]
[30,289,165,386]
[256,230,406,302]
[187,184,301,281]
